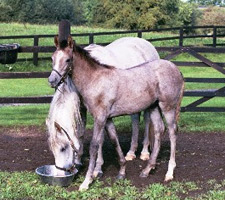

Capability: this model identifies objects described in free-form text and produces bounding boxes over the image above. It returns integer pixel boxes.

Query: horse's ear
[68,35,74,49]
[54,35,59,47]
[54,122,62,134]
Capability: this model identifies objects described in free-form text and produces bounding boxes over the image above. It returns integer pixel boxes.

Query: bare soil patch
[0,126,224,189]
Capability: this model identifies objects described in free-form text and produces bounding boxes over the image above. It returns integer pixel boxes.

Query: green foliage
[0,0,85,25]
[174,2,201,29]
[83,0,182,29]
[1,0,201,29]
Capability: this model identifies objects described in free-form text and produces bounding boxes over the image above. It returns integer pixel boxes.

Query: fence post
[58,20,71,44]
[179,27,184,47]
[33,36,39,66]
[137,30,142,38]
[213,26,217,47]
[89,33,94,44]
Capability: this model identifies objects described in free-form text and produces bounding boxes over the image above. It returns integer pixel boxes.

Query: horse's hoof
[116,173,125,180]
[93,170,103,178]
[79,183,89,191]
[164,175,174,182]
[140,152,150,161]
[125,152,136,161]
[139,171,148,178]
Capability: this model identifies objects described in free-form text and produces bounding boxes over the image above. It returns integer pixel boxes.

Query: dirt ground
[0,126,225,189]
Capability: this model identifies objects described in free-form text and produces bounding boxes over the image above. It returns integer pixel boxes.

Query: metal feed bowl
[35,165,76,187]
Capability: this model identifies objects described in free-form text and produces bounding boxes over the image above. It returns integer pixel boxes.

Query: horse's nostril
[48,75,55,84]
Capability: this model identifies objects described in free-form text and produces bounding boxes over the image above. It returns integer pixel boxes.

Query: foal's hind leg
[161,109,177,182]
[140,107,164,177]
[125,113,140,161]
[106,119,126,179]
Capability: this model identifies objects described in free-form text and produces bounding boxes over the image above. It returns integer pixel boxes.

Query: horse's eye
[66,59,71,63]
[60,145,68,152]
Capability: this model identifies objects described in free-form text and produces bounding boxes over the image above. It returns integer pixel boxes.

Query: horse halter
[53,59,73,89]
[54,122,79,173]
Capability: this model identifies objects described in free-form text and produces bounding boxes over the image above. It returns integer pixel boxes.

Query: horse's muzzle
[48,73,59,88]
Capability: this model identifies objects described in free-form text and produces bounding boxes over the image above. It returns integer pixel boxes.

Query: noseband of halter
[53,59,73,89]
[54,122,79,173]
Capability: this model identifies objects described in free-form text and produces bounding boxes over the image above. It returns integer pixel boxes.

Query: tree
[0,0,84,25]
[83,0,181,30]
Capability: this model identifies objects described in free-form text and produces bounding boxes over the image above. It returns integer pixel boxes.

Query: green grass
[1,104,225,133]
[0,78,54,97]
[0,171,224,200]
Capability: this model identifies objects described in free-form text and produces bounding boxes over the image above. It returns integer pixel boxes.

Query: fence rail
[0,26,225,112]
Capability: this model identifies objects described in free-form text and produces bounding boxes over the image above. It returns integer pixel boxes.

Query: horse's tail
[175,79,185,125]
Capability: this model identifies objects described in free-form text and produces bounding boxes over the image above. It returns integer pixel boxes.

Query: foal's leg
[93,132,104,178]
[140,109,151,160]
[105,119,126,179]
[125,113,140,161]
[140,107,164,177]
[79,116,106,191]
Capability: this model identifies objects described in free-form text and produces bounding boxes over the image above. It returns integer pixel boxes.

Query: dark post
[179,27,184,47]
[58,20,71,46]
[33,36,39,66]
[213,26,217,47]
[89,33,94,44]
[137,30,142,38]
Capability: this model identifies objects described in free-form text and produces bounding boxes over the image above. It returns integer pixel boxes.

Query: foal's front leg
[79,116,106,191]
[93,133,104,178]
[105,119,126,179]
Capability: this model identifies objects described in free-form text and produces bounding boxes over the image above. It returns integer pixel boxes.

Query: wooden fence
[0,25,225,65]
[0,26,225,112]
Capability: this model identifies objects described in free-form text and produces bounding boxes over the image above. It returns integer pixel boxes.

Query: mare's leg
[125,113,140,161]
[105,119,126,179]
[140,109,151,160]
[140,107,164,177]
[76,104,87,167]
[80,103,87,129]
[79,115,106,191]
[93,132,104,178]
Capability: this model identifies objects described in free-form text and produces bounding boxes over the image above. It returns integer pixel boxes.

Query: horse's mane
[74,45,115,69]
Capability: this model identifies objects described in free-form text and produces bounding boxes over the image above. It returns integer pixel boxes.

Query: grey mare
[48,36,184,190]
[46,76,83,176]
